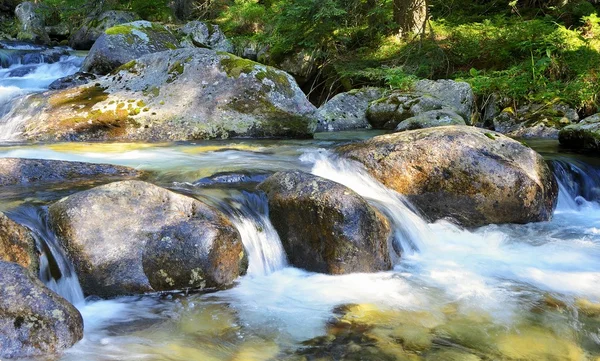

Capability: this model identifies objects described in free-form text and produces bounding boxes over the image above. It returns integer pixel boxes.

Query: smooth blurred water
[1,138,599,360]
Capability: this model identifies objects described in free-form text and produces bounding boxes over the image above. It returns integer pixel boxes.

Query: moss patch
[220,55,259,78]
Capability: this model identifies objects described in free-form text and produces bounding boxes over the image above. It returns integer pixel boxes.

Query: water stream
[1,48,600,360]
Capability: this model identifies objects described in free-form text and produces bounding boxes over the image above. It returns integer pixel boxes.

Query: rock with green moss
[0,212,38,273]
[337,126,558,227]
[10,48,317,141]
[395,109,466,132]
[48,180,246,297]
[0,260,83,359]
[559,113,600,151]
[70,10,139,50]
[316,87,384,132]
[258,170,392,274]
[367,80,475,130]
[15,2,49,45]
[81,21,179,75]
[179,20,234,53]
[367,92,448,129]
[493,103,578,139]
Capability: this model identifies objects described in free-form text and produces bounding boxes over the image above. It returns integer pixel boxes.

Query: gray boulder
[367,79,475,130]
[316,88,384,132]
[0,158,142,186]
[179,21,234,53]
[278,50,317,86]
[15,2,49,45]
[494,103,579,139]
[70,10,139,50]
[0,212,38,273]
[258,171,391,274]
[48,72,97,90]
[48,180,246,297]
[414,79,474,121]
[337,126,558,227]
[367,92,446,130]
[395,109,466,132]
[81,21,179,75]
[559,113,600,152]
[12,48,317,141]
[0,261,83,359]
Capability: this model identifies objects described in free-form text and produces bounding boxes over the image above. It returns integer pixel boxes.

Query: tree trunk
[393,0,428,36]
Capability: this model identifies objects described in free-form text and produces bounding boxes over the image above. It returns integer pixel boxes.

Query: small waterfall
[222,191,287,276]
[0,47,84,141]
[551,159,600,209]
[7,206,85,306]
[303,150,431,257]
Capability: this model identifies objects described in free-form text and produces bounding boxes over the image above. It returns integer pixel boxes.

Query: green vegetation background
[21,0,600,114]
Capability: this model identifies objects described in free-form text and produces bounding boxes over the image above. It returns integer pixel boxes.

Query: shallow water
[1,138,600,361]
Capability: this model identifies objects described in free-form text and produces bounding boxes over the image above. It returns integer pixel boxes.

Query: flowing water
[1,49,600,360]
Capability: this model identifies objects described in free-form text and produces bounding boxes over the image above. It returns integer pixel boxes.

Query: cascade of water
[551,158,600,210]
[0,49,83,141]
[224,191,287,276]
[7,206,85,306]
[302,150,431,257]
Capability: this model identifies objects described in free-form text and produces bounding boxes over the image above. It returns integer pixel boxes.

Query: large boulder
[0,212,38,273]
[48,180,246,297]
[258,171,391,274]
[337,126,558,227]
[367,80,475,130]
[81,21,179,75]
[0,158,142,186]
[559,113,600,151]
[70,10,139,50]
[395,109,466,132]
[15,1,49,45]
[0,261,83,359]
[12,48,317,141]
[316,88,384,132]
[179,21,234,53]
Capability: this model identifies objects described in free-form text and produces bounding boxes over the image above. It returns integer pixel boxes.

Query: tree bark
[393,0,428,36]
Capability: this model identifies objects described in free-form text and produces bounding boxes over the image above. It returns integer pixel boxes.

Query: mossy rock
[559,114,600,152]
[81,21,180,75]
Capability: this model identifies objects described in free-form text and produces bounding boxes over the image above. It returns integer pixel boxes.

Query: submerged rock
[15,2,49,45]
[395,109,466,132]
[337,126,558,227]
[81,21,179,74]
[258,171,391,274]
[0,261,83,359]
[559,113,600,152]
[0,212,38,273]
[70,10,139,50]
[13,48,317,141]
[194,171,271,188]
[316,88,384,132]
[179,21,234,53]
[0,158,142,186]
[48,180,246,297]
